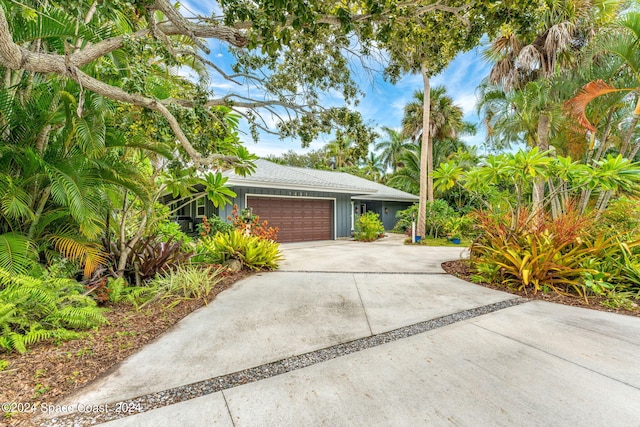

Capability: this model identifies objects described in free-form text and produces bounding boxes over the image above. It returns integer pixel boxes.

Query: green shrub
[354,212,384,242]
[195,230,283,270]
[197,215,234,238]
[155,220,193,244]
[590,197,640,240]
[0,269,107,354]
[444,214,475,238]
[393,200,458,238]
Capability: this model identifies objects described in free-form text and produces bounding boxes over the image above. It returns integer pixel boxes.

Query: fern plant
[0,268,107,354]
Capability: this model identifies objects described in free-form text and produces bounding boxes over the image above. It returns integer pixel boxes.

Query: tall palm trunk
[532,113,550,225]
[417,62,432,238]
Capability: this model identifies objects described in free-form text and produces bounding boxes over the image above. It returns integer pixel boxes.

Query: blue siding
[354,199,415,231]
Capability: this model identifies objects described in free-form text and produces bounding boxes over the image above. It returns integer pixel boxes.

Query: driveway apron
[41,235,640,426]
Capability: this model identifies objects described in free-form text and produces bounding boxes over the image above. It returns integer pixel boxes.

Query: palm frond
[76,116,106,158]
[48,232,108,278]
[0,233,35,275]
[564,80,628,131]
[10,6,111,45]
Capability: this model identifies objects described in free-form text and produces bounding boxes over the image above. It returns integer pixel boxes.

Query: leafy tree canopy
[0,0,541,168]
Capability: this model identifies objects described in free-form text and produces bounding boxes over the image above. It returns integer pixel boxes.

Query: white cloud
[454,93,479,117]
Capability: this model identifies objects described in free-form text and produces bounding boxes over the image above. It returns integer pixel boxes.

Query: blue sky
[239,47,492,158]
[177,1,492,158]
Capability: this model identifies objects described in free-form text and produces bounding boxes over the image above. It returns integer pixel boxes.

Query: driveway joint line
[470,322,640,392]
[221,390,236,427]
[39,297,528,427]
[352,274,374,336]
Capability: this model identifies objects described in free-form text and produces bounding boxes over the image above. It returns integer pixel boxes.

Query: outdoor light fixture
[242,207,253,220]
[384,208,389,214]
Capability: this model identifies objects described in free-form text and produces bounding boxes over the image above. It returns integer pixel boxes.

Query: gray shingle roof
[224,159,418,202]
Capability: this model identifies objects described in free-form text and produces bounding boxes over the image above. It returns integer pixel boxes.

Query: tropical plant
[198,215,234,238]
[470,208,621,300]
[394,201,460,239]
[354,212,385,242]
[228,205,279,241]
[324,137,360,168]
[360,151,386,182]
[590,197,640,240]
[399,86,472,218]
[141,265,226,308]
[195,230,283,271]
[566,12,640,136]
[106,235,193,286]
[483,0,623,214]
[0,268,107,354]
[387,144,421,195]
[375,127,412,173]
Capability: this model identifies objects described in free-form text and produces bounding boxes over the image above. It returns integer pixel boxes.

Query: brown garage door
[246,196,333,243]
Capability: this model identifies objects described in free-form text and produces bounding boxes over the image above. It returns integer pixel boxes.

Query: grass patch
[405,237,472,247]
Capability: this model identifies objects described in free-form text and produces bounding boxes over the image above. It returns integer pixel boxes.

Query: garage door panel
[247,196,333,243]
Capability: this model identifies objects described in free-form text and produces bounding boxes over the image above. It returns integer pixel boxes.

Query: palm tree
[375,127,411,173]
[361,151,386,182]
[402,86,468,145]
[484,0,622,214]
[477,79,565,150]
[388,139,471,197]
[324,137,357,168]
[565,11,640,215]
[387,144,421,195]
[401,91,425,143]
[0,77,152,275]
[400,86,470,205]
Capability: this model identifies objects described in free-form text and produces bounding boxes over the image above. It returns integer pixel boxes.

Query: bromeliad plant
[105,235,194,286]
[195,230,283,271]
[470,208,622,301]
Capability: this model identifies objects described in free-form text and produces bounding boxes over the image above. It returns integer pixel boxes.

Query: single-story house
[170,159,418,243]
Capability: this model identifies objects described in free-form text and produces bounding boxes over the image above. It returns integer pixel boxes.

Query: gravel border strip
[41,297,528,427]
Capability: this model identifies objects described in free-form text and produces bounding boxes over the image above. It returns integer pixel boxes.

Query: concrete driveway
[42,235,640,426]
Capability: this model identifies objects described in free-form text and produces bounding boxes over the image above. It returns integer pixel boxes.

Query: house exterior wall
[354,199,414,231]
[218,187,353,238]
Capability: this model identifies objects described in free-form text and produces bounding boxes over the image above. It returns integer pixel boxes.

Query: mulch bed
[0,270,252,427]
[442,259,640,318]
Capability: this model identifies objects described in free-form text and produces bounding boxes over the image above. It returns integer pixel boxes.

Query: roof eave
[227,179,377,195]
[351,195,418,202]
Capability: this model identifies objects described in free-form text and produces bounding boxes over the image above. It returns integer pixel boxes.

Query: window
[196,197,205,217]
